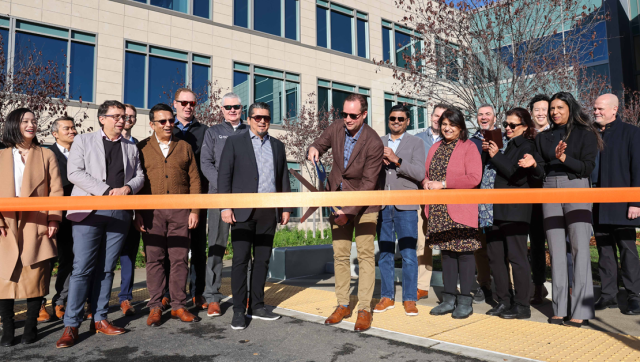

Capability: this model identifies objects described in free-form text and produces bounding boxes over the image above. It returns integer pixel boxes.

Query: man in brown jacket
[308,94,383,332]
[134,103,202,326]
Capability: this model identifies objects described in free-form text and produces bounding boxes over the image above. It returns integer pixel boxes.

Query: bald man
[591,94,640,315]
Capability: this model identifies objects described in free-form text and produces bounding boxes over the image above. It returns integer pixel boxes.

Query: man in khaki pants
[308,94,383,333]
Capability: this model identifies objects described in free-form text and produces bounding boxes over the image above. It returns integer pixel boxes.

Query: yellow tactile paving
[17,279,640,362]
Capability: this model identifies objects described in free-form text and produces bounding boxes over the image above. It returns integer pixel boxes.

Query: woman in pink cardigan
[423,107,483,319]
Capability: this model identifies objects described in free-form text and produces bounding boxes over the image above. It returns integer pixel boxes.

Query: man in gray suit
[56,100,145,349]
[373,104,426,316]
[413,104,447,300]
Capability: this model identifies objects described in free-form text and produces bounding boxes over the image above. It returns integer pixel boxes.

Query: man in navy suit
[218,102,292,330]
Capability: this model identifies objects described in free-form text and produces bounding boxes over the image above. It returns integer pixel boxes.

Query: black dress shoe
[231,312,246,330]
[486,302,509,316]
[500,304,531,320]
[623,298,640,315]
[594,297,618,311]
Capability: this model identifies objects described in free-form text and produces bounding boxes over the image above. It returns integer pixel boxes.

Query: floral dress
[426,140,481,252]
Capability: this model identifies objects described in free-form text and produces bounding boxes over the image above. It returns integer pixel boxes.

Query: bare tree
[383,0,609,124]
[0,35,84,142]
[621,86,640,126]
[281,92,335,237]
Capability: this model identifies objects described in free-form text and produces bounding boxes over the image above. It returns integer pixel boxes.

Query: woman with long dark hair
[484,107,540,319]
[520,92,602,327]
[424,107,482,319]
[0,108,63,346]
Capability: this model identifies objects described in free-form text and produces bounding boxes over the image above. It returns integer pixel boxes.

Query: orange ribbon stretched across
[0,188,639,212]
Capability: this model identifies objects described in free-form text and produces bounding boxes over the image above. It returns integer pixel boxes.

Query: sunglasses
[341,112,362,120]
[152,118,175,125]
[502,121,523,130]
[251,115,271,123]
[389,116,406,123]
[223,105,242,110]
[176,101,196,107]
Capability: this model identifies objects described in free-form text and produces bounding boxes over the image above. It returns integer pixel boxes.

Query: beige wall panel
[42,10,71,27]
[147,32,171,47]
[98,0,124,15]
[147,22,172,37]
[99,12,125,28]
[96,57,123,73]
[76,0,99,9]
[123,27,147,43]
[43,0,71,14]
[71,16,99,33]
[193,21,213,35]
[170,15,192,30]
[124,4,148,20]
[11,3,42,21]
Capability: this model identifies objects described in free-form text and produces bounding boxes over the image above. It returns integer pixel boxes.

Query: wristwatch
[395,158,403,167]
[442,180,447,189]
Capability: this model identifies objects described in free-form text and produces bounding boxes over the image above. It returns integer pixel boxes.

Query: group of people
[309,91,640,331]
[0,87,638,348]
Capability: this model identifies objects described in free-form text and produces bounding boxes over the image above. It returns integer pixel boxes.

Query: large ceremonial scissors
[289,160,342,223]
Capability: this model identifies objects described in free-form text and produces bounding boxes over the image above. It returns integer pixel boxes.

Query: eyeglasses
[341,112,363,120]
[389,116,406,123]
[125,115,136,121]
[502,121,523,130]
[102,114,126,121]
[176,100,196,107]
[223,105,242,110]
[152,118,175,125]
[251,115,271,123]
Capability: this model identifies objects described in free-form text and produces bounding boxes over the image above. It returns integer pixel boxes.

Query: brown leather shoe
[55,305,65,319]
[207,302,221,317]
[147,307,163,327]
[193,296,208,310]
[324,305,352,325]
[373,297,395,313]
[171,308,201,323]
[354,309,373,332]
[37,304,51,323]
[55,327,78,348]
[92,320,126,335]
[417,289,429,300]
[161,297,171,311]
[120,300,135,316]
[404,301,419,316]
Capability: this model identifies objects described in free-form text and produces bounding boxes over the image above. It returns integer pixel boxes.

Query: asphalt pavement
[0,300,481,362]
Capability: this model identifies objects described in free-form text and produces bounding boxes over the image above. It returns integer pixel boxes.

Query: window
[234,0,299,41]
[3,17,96,102]
[288,162,301,218]
[382,20,422,68]
[383,93,428,135]
[316,1,368,58]
[436,40,460,82]
[124,41,211,109]
[131,0,211,19]
[232,62,300,125]
[318,79,370,125]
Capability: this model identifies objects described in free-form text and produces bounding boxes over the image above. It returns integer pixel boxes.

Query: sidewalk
[20,261,640,362]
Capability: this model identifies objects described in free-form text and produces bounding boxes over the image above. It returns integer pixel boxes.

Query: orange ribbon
[0,188,638,212]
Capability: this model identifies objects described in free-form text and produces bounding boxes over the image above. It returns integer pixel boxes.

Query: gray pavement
[1,299,481,362]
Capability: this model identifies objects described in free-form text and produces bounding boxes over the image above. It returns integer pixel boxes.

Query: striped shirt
[250,130,276,193]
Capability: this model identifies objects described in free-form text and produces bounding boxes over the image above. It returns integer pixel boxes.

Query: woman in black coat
[520,92,603,327]
[483,107,540,320]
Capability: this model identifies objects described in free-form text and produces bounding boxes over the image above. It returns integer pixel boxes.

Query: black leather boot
[21,298,41,344]
[0,299,15,347]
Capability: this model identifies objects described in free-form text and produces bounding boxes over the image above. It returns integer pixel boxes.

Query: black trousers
[595,224,640,301]
[441,250,476,296]
[188,209,208,298]
[231,208,276,313]
[487,221,531,307]
[51,217,74,306]
[529,204,547,286]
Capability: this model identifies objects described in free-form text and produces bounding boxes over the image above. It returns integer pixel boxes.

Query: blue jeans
[377,207,418,302]
[64,210,132,327]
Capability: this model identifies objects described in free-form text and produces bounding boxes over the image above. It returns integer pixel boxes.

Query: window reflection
[148,56,186,106]
[331,11,352,55]
[255,0,281,37]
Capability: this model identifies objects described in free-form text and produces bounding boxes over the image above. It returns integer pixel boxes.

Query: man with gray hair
[200,92,249,317]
